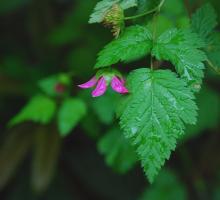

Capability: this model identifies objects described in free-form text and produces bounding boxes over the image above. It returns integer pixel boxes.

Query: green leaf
[146,15,173,38]
[206,33,220,72]
[184,86,220,141]
[152,28,206,90]
[98,127,137,173]
[139,169,188,200]
[95,25,152,68]
[119,68,197,182]
[92,90,120,124]
[89,0,137,24]
[191,3,217,42]
[10,95,56,126]
[120,0,137,10]
[58,98,87,136]
[38,73,70,97]
[137,0,161,14]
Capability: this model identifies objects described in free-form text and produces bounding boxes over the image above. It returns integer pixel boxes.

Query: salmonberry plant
[80,0,220,183]
[8,0,220,188]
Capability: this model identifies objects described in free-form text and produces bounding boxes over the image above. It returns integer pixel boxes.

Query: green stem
[206,59,220,75]
[150,7,160,70]
[124,0,165,20]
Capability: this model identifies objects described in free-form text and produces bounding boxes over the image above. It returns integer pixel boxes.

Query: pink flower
[78,75,128,97]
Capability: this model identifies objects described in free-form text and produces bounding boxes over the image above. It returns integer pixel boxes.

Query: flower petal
[78,76,97,89]
[111,76,129,94]
[92,77,107,97]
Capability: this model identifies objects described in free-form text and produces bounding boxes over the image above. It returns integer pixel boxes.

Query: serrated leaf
[119,68,197,182]
[98,127,137,173]
[95,25,152,68]
[139,169,188,200]
[58,98,87,136]
[120,0,137,9]
[152,28,206,90]
[191,3,217,42]
[89,0,137,24]
[10,95,56,126]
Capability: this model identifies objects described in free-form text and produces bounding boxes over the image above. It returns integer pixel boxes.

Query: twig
[124,0,165,20]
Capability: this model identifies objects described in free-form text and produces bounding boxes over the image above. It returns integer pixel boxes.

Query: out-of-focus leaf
[9,95,56,126]
[98,127,137,173]
[92,90,120,125]
[0,125,33,190]
[137,0,161,14]
[162,0,186,16]
[191,3,217,43]
[48,1,95,46]
[31,126,61,193]
[146,15,173,38]
[213,186,220,200]
[139,169,188,200]
[81,113,101,139]
[0,56,36,80]
[184,86,220,140]
[58,98,87,136]
[38,73,71,97]
[0,0,32,14]
[135,0,166,25]
[206,33,220,72]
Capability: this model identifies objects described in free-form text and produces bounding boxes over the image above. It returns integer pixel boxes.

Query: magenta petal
[111,76,129,94]
[92,77,107,97]
[78,76,97,89]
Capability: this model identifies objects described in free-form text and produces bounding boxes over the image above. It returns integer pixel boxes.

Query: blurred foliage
[0,0,219,199]
[98,126,137,173]
[139,169,188,200]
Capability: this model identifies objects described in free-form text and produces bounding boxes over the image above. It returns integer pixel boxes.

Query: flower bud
[103,4,124,38]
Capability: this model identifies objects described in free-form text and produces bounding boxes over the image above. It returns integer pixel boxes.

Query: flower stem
[151,8,160,70]
[124,0,165,20]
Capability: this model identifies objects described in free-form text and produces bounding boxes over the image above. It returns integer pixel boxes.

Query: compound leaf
[95,25,152,68]
[119,68,197,182]
[152,28,206,90]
